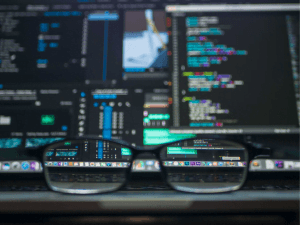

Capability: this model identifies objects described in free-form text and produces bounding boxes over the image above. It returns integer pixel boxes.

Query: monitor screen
[167,4,299,134]
[0,1,298,174]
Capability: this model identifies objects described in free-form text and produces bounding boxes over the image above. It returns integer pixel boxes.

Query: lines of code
[186,17,247,68]
[183,71,244,92]
[168,10,299,134]
[183,16,247,128]
[188,99,228,127]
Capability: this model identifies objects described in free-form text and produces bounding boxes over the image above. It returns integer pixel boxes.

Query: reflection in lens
[43,140,132,194]
[160,139,248,193]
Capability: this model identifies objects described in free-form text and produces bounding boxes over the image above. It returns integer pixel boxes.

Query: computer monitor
[0,1,298,173]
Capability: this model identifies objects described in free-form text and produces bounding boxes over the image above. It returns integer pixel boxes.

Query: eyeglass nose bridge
[127,149,171,188]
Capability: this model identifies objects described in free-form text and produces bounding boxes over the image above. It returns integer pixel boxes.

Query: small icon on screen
[196,162,201,166]
[3,162,10,171]
[12,162,21,170]
[184,161,190,166]
[41,115,55,125]
[190,161,195,166]
[284,161,294,169]
[61,125,68,131]
[275,161,284,168]
[252,160,260,167]
[136,161,145,170]
[30,162,37,170]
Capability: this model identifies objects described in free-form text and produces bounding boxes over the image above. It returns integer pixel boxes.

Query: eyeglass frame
[24,136,250,195]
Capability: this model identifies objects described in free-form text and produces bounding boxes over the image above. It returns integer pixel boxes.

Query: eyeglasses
[28,137,249,194]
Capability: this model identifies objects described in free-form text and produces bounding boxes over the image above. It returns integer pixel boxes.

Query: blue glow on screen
[55,151,78,157]
[0,138,22,148]
[25,138,65,148]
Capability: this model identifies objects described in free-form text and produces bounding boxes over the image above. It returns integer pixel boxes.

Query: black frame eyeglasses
[26,137,249,194]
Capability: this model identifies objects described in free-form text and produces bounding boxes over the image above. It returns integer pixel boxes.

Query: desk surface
[0,190,298,214]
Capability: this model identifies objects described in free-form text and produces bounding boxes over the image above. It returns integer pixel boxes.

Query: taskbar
[1,159,299,173]
[45,161,130,168]
[0,160,42,173]
[163,161,247,167]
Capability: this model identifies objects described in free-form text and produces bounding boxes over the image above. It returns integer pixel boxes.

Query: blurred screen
[0,0,298,173]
